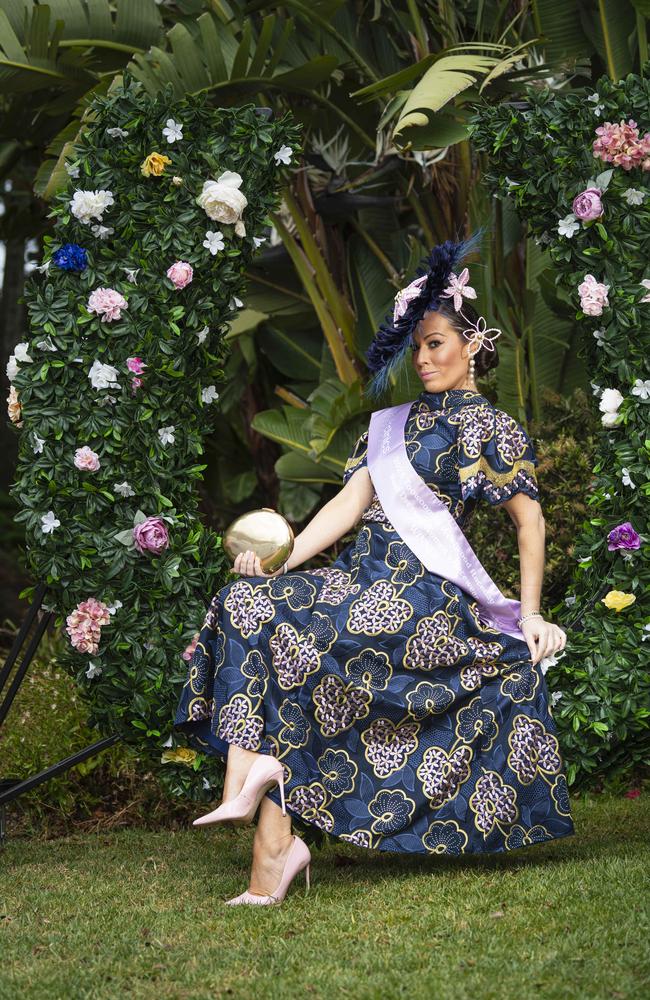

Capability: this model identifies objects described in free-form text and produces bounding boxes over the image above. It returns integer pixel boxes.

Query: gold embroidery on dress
[459,456,537,487]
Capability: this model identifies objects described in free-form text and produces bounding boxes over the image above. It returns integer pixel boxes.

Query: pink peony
[127,356,146,374]
[133,515,170,555]
[572,187,603,221]
[577,273,609,316]
[607,521,641,551]
[166,260,193,289]
[593,119,650,171]
[74,445,101,471]
[87,287,128,322]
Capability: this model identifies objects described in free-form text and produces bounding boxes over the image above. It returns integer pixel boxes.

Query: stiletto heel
[224,835,312,906]
[192,755,286,827]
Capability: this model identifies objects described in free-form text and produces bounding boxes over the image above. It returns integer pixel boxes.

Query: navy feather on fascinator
[364,228,487,400]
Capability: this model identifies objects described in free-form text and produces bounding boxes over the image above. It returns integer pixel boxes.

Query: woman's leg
[221,744,263,800]
[247,795,294,896]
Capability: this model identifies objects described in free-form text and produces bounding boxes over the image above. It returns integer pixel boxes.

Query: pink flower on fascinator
[440,268,477,311]
[393,274,428,322]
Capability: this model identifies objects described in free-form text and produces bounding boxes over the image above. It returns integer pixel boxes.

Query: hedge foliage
[468,64,650,786]
[8,73,301,801]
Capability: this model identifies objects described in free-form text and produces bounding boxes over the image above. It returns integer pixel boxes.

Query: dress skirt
[173,517,576,856]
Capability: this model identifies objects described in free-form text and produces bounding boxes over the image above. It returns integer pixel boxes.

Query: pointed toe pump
[224,835,311,906]
[192,754,286,827]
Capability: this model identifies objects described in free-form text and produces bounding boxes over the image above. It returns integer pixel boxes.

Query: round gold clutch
[222,507,294,574]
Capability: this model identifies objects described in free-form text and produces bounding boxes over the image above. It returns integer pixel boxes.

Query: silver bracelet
[282,560,289,575]
[517,611,543,627]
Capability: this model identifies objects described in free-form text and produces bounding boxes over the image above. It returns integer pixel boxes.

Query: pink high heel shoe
[192,755,286,827]
[224,835,311,906]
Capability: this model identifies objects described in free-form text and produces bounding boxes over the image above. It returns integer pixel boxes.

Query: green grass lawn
[0,791,648,1000]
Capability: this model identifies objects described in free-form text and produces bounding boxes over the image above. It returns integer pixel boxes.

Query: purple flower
[607,521,641,551]
[572,187,604,221]
[132,516,169,555]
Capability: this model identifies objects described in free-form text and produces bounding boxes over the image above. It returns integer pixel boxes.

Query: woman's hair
[423,299,500,378]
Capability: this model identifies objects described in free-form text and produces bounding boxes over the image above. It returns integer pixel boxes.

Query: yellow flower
[141,152,173,177]
[601,590,636,612]
[161,747,197,766]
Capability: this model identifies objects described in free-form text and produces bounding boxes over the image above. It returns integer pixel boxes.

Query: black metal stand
[0,582,121,844]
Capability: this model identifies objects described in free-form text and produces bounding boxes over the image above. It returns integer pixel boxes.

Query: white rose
[6,355,18,382]
[598,387,623,413]
[600,411,620,427]
[14,342,33,363]
[196,170,247,225]
[89,359,120,390]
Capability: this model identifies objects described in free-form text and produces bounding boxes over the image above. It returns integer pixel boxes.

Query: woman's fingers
[234,549,261,576]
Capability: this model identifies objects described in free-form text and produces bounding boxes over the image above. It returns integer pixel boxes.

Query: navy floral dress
[173,387,575,855]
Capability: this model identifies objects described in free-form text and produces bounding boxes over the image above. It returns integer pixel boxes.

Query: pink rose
[577,273,609,316]
[74,445,101,472]
[182,632,200,661]
[131,376,143,394]
[133,515,170,555]
[87,287,128,322]
[166,261,193,289]
[572,187,603,221]
[127,357,146,374]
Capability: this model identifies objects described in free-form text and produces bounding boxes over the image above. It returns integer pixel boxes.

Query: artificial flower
[631,378,650,399]
[14,342,33,363]
[131,377,143,393]
[132,516,170,555]
[36,336,58,352]
[53,243,88,272]
[7,385,22,426]
[182,633,200,661]
[85,662,102,679]
[587,93,605,117]
[623,187,646,206]
[105,127,129,139]
[273,145,293,165]
[87,288,128,322]
[166,261,193,289]
[41,510,61,535]
[196,325,209,345]
[572,186,603,221]
[172,175,183,186]
[621,467,636,488]
[639,279,650,304]
[598,387,624,427]
[253,236,267,248]
[162,118,183,143]
[592,119,650,171]
[203,230,225,255]
[113,481,135,498]
[88,360,120,391]
[229,296,243,309]
[196,170,247,226]
[65,161,80,178]
[601,590,636,612]
[126,357,146,375]
[158,425,176,446]
[74,446,101,472]
[557,214,580,238]
[121,267,140,284]
[577,273,609,316]
[6,355,18,382]
[90,224,114,240]
[201,385,219,404]
[160,747,197,766]
[140,152,172,177]
[69,189,114,224]
[33,433,45,454]
[592,327,606,347]
[440,267,477,312]
[607,522,641,551]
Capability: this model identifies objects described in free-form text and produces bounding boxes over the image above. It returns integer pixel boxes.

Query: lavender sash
[367,402,524,641]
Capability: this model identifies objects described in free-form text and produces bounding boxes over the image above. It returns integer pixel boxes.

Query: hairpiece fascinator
[364,226,501,399]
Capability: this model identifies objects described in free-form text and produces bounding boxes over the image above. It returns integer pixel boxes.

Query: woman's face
[410,310,475,392]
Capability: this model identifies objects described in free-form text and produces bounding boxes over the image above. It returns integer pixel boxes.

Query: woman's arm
[286,467,374,571]
[501,492,566,664]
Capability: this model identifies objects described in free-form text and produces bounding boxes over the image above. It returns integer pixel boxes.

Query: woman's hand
[521,616,567,666]
[233,549,284,579]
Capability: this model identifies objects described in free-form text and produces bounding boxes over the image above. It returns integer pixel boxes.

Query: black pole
[0,733,122,807]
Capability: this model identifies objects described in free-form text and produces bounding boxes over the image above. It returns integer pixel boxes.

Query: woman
[173,235,575,905]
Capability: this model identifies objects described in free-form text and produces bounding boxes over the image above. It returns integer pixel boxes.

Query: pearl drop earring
[468,351,476,387]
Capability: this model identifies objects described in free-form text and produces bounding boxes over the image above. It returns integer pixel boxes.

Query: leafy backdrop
[7,73,301,800]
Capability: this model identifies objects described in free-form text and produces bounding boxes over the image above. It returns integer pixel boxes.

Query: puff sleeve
[457,406,540,505]
[342,428,369,485]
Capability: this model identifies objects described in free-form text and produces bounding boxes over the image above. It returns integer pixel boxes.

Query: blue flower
[52,243,88,272]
